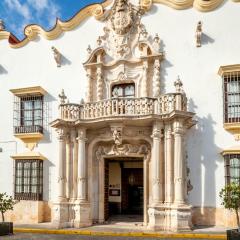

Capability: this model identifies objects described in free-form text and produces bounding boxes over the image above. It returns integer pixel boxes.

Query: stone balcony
[58,93,188,123]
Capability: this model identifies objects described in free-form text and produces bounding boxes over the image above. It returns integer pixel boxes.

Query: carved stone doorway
[104,157,144,222]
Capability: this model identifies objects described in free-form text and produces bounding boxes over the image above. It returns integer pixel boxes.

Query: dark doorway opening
[104,158,143,222]
[121,168,143,215]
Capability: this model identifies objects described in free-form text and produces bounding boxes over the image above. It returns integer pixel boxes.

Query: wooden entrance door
[121,168,143,215]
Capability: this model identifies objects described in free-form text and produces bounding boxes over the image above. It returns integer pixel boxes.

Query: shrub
[219,182,240,230]
[0,193,15,222]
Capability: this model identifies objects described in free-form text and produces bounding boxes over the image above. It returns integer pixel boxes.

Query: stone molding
[95,143,151,161]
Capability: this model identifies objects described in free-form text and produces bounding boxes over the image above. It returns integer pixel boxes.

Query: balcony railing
[59,93,187,122]
[14,125,43,134]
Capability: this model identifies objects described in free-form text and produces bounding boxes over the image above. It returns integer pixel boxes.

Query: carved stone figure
[58,89,67,104]
[174,76,184,93]
[195,21,202,47]
[112,129,122,145]
[52,46,61,67]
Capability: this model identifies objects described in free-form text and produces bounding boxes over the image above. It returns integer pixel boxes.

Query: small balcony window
[10,87,47,135]
[223,73,240,123]
[14,159,43,201]
[112,83,135,98]
[224,154,240,185]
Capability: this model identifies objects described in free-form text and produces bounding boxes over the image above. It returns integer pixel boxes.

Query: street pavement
[0,233,224,240]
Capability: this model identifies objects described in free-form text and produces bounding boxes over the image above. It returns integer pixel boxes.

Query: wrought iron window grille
[14,159,43,201]
[223,72,240,123]
[13,95,44,134]
[224,154,240,185]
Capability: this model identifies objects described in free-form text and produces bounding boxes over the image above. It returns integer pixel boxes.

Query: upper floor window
[19,95,43,133]
[112,83,135,98]
[10,86,46,135]
[224,154,240,185]
[14,159,43,201]
[223,73,240,123]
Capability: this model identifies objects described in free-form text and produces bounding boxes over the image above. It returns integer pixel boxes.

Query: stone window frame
[111,83,135,98]
[14,159,43,201]
[218,65,240,141]
[223,72,240,124]
[9,86,47,150]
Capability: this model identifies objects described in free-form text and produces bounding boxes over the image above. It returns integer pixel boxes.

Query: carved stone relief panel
[83,0,164,101]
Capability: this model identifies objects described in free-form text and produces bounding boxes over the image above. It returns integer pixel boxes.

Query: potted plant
[219,182,240,240]
[0,192,15,236]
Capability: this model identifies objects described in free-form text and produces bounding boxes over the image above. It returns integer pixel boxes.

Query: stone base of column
[51,202,70,228]
[148,204,192,231]
[167,204,192,232]
[148,205,166,231]
[74,202,92,228]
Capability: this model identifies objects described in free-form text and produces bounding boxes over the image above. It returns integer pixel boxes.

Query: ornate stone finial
[152,33,161,53]
[195,21,202,47]
[51,46,61,67]
[174,76,183,93]
[58,89,67,104]
[97,36,102,46]
[154,33,160,43]
[139,25,148,42]
[87,45,92,55]
[0,20,5,31]
[80,98,84,104]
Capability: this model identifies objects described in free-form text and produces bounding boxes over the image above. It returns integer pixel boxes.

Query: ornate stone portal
[51,0,195,231]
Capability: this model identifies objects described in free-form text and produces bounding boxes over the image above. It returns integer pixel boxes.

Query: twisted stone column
[66,132,72,199]
[173,119,186,204]
[57,128,67,202]
[151,121,164,204]
[153,59,161,97]
[77,128,87,201]
[72,129,78,200]
[85,68,92,102]
[141,61,148,97]
[165,123,174,203]
[96,67,103,101]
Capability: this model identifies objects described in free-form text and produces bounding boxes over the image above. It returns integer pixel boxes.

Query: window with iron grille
[14,159,43,201]
[223,72,240,123]
[13,95,44,134]
[224,154,240,185]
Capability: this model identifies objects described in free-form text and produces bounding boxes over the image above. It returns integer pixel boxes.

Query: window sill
[224,123,240,141]
[14,132,43,151]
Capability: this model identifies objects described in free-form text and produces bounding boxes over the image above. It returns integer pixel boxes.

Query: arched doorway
[94,142,151,225]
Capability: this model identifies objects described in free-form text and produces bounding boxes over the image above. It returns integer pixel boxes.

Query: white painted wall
[0,1,240,208]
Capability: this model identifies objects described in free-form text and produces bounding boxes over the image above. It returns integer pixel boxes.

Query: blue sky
[0,0,104,40]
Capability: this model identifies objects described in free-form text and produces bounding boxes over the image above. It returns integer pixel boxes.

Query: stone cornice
[221,145,240,155]
[9,86,47,96]
[11,151,47,160]
[0,0,238,49]
[218,64,240,76]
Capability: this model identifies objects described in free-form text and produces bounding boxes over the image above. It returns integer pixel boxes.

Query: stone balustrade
[59,93,187,121]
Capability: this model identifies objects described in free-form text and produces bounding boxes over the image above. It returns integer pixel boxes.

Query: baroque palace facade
[0,0,240,231]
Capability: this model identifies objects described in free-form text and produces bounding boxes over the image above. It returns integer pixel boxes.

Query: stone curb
[14,228,226,239]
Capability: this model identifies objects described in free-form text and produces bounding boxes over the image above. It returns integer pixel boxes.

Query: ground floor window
[14,159,43,200]
[225,154,240,185]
